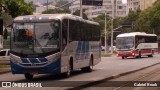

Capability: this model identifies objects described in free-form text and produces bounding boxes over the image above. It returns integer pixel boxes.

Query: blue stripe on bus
[39,58,48,62]
[76,41,82,53]
[21,58,30,63]
[29,58,40,63]
[82,41,85,53]
[76,41,90,60]
[86,41,89,52]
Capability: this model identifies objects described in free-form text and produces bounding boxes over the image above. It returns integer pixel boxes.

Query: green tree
[135,0,160,35]
[93,14,111,37]
[42,9,70,14]
[3,0,34,18]
[0,12,13,27]
[72,10,88,20]
[149,0,160,34]
[55,0,70,10]
[135,8,152,33]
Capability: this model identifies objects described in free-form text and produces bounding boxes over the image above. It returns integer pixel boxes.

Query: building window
[118,6,123,9]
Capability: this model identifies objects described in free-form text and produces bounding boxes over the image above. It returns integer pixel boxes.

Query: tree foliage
[72,10,88,20]
[92,14,111,37]
[135,0,160,35]
[55,0,70,10]
[42,9,70,14]
[0,0,34,18]
[0,12,13,27]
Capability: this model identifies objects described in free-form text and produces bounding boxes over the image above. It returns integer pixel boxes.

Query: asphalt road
[0,54,160,90]
[81,59,160,90]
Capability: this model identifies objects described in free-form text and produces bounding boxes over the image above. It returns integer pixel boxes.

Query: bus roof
[14,14,99,25]
[117,32,157,37]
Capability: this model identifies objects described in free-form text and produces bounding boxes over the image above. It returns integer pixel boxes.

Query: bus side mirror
[3,28,8,40]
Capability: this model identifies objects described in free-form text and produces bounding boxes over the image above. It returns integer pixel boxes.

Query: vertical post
[111,0,115,54]
[105,12,107,54]
[111,18,113,54]
[80,0,83,17]
[47,0,48,11]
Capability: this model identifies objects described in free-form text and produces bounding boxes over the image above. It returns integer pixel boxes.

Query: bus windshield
[11,21,60,55]
[116,37,134,49]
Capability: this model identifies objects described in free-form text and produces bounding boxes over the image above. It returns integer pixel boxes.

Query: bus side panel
[90,41,101,66]
[60,41,101,73]
[136,43,158,55]
[60,41,78,73]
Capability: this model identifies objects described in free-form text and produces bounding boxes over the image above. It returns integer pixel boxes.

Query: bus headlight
[132,52,135,56]
[10,54,22,63]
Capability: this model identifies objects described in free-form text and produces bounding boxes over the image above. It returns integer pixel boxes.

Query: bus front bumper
[10,59,61,74]
[117,52,136,57]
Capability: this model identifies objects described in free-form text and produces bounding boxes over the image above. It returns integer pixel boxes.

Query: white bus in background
[10,14,101,80]
[116,32,158,59]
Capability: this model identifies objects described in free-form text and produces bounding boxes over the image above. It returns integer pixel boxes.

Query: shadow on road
[16,69,97,82]
[120,56,154,60]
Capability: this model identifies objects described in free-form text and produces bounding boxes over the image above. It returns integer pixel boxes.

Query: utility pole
[80,0,83,17]
[111,0,115,54]
[47,0,48,11]
[105,11,107,54]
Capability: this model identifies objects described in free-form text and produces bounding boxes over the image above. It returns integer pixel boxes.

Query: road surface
[0,55,160,90]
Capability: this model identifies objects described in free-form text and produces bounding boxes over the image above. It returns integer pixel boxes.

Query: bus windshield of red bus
[116,37,134,49]
[11,21,60,55]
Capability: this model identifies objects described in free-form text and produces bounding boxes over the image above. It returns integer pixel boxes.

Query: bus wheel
[148,51,153,57]
[136,51,141,58]
[63,62,72,78]
[24,73,33,80]
[148,55,153,57]
[122,56,125,59]
[82,58,93,72]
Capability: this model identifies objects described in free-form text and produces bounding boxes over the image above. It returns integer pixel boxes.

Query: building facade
[34,2,56,14]
[69,0,127,19]
[127,0,140,11]
[140,0,157,10]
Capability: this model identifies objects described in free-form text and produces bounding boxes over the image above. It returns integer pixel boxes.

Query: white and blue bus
[10,14,101,79]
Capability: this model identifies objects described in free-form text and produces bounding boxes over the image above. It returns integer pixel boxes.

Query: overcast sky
[122,0,127,3]
[25,0,127,4]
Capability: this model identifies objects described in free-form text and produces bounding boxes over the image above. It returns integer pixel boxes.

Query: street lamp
[47,0,48,11]
[111,18,113,54]
[110,0,115,54]
[80,0,83,17]
[104,12,107,54]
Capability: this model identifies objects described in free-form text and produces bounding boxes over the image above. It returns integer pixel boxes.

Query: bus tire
[82,56,93,72]
[122,56,125,59]
[24,73,33,80]
[137,51,141,58]
[148,50,153,57]
[63,60,73,78]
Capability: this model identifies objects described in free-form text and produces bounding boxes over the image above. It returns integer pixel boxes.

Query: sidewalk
[0,65,11,74]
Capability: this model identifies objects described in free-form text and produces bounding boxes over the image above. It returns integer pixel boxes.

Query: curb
[67,62,160,90]
[0,70,10,75]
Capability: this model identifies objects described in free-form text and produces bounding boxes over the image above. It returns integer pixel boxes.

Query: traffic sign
[82,0,103,6]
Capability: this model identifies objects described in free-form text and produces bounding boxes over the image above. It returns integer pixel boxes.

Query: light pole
[80,0,83,17]
[111,18,113,54]
[47,0,48,11]
[104,12,107,54]
[110,0,115,54]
